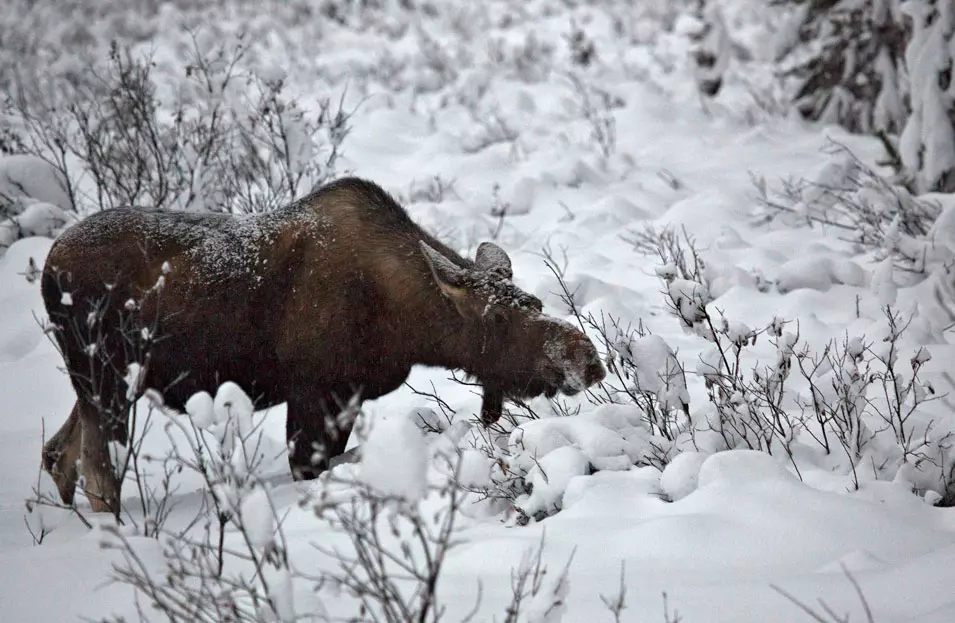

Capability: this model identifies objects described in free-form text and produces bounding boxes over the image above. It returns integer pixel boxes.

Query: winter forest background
[2,0,955,621]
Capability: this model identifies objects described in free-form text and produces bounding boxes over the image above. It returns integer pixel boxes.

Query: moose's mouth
[493,371,598,400]
[544,379,592,398]
[545,363,605,398]
[479,362,605,426]
[557,384,580,397]
[479,381,575,425]
[544,378,577,398]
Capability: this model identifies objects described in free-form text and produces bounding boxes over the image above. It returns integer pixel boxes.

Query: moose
[39,177,605,514]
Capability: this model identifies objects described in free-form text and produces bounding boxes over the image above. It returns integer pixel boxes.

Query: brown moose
[39,177,605,513]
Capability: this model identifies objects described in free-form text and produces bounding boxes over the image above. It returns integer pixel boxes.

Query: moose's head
[420,240,605,423]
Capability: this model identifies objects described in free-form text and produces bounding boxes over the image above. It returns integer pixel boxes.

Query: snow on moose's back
[49,204,330,285]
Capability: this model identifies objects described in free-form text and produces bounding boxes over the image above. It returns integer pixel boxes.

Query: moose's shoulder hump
[302,177,413,227]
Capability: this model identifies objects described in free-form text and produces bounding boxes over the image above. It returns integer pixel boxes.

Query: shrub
[772,0,910,134]
[6,34,350,218]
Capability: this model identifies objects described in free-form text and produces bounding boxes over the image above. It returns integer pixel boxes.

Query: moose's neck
[409,284,480,374]
[376,239,484,376]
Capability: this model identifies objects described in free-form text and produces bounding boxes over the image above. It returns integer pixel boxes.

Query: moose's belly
[142,310,286,412]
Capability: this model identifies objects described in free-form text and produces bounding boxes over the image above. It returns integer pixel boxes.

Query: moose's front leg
[481,385,505,427]
[285,387,358,481]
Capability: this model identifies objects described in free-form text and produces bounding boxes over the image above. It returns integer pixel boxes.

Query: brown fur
[40,177,605,513]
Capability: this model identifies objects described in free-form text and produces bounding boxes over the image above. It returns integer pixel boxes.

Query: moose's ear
[474,242,513,279]
[420,241,466,286]
[420,241,473,317]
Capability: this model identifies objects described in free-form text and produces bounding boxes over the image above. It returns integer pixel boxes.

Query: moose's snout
[553,334,605,396]
[572,342,605,391]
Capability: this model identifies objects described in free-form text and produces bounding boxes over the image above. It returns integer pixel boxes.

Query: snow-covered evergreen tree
[689,0,732,97]
[900,0,955,193]
[774,0,910,134]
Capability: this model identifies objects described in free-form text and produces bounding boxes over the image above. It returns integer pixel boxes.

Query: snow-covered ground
[3,0,955,621]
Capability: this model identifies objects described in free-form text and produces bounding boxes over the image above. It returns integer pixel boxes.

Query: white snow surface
[1,1,955,622]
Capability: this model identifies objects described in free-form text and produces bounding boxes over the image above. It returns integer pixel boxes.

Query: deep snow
[3,0,955,621]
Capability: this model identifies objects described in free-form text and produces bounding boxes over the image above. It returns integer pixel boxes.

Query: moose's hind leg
[41,402,83,506]
[76,400,123,515]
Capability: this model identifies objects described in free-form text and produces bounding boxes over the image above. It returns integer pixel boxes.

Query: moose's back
[40,207,313,409]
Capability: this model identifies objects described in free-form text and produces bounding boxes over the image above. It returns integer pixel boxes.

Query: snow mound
[505,177,538,215]
[518,445,591,517]
[360,414,429,503]
[0,237,53,362]
[213,381,255,435]
[510,413,636,475]
[775,256,868,293]
[0,155,72,212]
[697,450,796,489]
[240,487,274,551]
[660,451,708,501]
[15,202,75,238]
[457,449,494,489]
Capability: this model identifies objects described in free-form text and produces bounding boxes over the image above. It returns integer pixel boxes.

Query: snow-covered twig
[771,563,876,623]
[501,531,574,623]
[100,383,297,622]
[563,72,618,159]
[753,140,941,273]
[599,561,627,623]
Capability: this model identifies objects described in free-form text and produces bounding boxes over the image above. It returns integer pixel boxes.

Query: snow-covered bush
[634,226,954,496]
[899,0,955,193]
[773,0,910,134]
[83,383,591,622]
[565,72,619,159]
[635,231,800,458]
[0,154,75,252]
[771,0,955,195]
[751,139,955,340]
[0,119,23,155]
[308,415,470,622]
[790,309,946,491]
[753,141,942,271]
[565,19,597,67]
[7,34,350,218]
[487,30,556,83]
[607,331,690,444]
[688,1,732,97]
[310,412,586,622]
[31,261,173,519]
[98,382,299,622]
